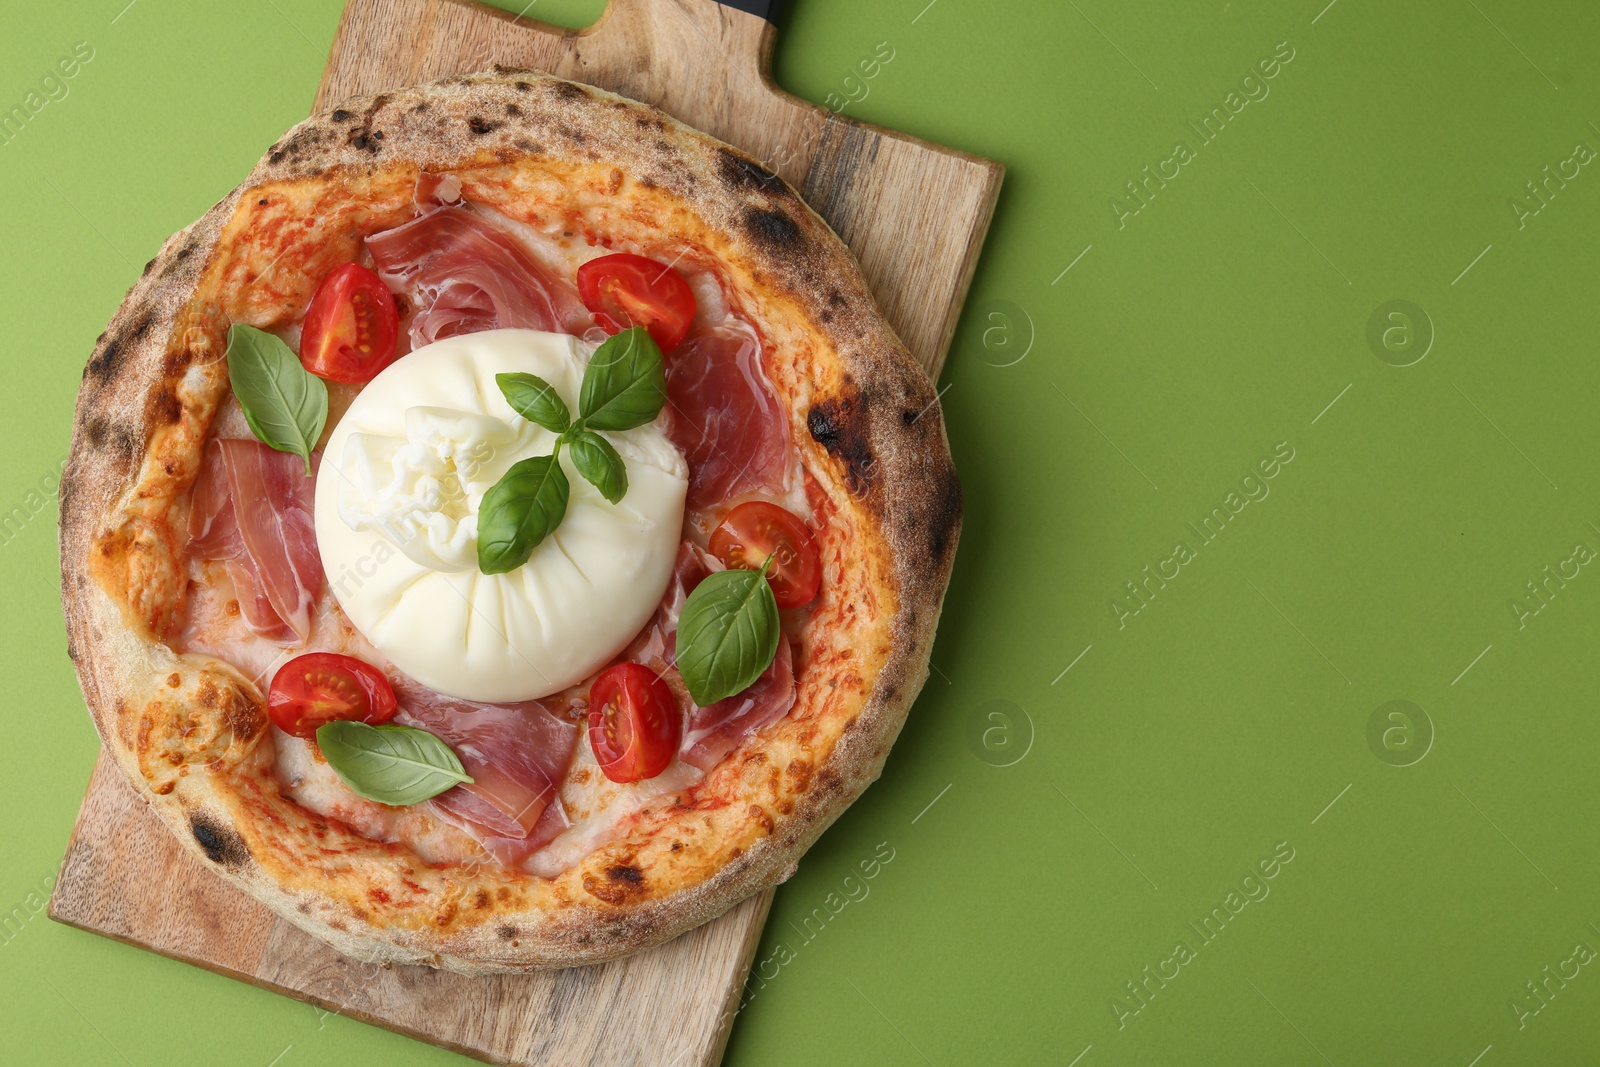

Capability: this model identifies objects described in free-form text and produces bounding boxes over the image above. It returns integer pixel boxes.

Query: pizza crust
[59,70,961,972]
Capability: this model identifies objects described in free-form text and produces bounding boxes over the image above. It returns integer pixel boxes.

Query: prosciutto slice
[456,797,571,867]
[187,438,321,642]
[663,323,790,509]
[623,542,799,771]
[626,541,718,671]
[681,637,796,772]
[365,205,591,346]
[393,678,579,849]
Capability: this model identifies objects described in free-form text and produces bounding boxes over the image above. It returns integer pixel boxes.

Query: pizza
[59,70,961,973]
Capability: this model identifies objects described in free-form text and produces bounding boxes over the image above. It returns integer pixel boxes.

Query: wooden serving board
[50,1,1002,1065]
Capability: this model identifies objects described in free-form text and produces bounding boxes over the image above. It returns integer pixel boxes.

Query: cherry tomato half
[269,652,398,740]
[588,663,681,783]
[299,262,401,383]
[576,253,697,353]
[708,501,821,608]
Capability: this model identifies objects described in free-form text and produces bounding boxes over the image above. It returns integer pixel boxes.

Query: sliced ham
[414,171,463,208]
[458,797,572,867]
[224,560,298,643]
[623,542,799,772]
[681,637,796,772]
[187,438,321,643]
[663,322,790,509]
[625,542,718,672]
[365,205,592,346]
[392,678,579,849]
[188,441,242,558]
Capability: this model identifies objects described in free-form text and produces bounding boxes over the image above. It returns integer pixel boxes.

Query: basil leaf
[477,454,570,574]
[578,327,667,431]
[567,429,628,504]
[315,720,473,806]
[225,323,328,476]
[496,371,570,433]
[675,567,781,706]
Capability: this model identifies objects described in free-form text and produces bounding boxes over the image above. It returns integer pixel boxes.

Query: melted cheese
[525,735,704,878]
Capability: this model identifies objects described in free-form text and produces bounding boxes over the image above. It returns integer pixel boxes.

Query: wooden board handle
[315,0,1004,375]
[710,0,782,22]
[578,0,781,96]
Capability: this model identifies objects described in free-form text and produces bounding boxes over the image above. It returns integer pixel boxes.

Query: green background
[3,0,1598,1063]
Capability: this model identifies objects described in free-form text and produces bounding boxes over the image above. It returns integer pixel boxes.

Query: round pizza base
[59,70,961,972]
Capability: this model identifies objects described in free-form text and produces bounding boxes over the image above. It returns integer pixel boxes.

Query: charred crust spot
[257,198,268,207]
[85,339,127,384]
[743,207,802,252]
[127,310,156,344]
[84,417,140,464]
[222,689,264,745]
[827,289,847,309]
[86,311,156,385]
[145,384,181,427]
[468,116,502,135]
[556,123,586,144]
[497,925,519,940]
[807,396,878,493]
[718,148,784,192]
[190,815,249,867]
[473,890,490,909]
[162,345,194,377]
[347,96,390,154]
[512,138,544,154]
[583,864,646,905]
[142,257,156,276]
[928,469,963,563]
[515,80,534,92]
[786,759,814,791]
[550,81,586,101]
[331,108,352,122]
[505,103,521,117]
